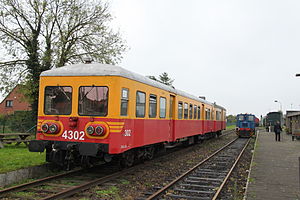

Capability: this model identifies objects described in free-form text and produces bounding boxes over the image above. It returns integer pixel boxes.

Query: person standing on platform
[274,121,282,141]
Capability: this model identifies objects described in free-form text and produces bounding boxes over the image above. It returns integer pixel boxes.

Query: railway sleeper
[184,179,221,186]
[167,193,212,200]
[174,187,215,194]
[187,176,223,182]
[179,183,216,189]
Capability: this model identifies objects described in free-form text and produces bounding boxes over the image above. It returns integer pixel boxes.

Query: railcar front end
[236,114,256,137]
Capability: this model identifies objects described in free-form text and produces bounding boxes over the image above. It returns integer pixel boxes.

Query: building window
[136,91,146,118]
[5,100,13,107]
[149,94,157,118]
[121,88,129,116]
[178,102,183,119]
[160,97,166,118]
[184,103,188,119]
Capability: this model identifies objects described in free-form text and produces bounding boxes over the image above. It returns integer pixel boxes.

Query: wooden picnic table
[0,133,32,148]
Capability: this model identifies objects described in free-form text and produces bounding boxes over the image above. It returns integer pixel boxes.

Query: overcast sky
[1,1,298,118]
[109,0,300,118]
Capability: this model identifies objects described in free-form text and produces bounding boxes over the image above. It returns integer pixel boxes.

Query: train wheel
[121,150,135,167]
[144,146,155,160]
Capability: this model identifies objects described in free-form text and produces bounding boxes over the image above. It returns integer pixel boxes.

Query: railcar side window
[189,104,193,119]
[197,106,201,119]
[178,102,183,119]
[44,86,72,115]
[216,111,221,120]
[121,88,129,116]
[193,105,197,119]
[184,103,188,119]
[160,97,166,118]
[78,86,108,116]
[136,91,146,118]
[149,94,157,118]
[205,108,211,120]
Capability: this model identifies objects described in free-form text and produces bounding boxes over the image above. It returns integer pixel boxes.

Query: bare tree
[0,0,127,118]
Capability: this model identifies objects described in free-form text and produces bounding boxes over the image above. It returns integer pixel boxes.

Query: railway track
[0,129,236,199]
[0,164,135,200]
[141,137,250,200]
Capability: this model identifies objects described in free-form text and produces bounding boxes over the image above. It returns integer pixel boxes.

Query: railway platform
[246,130,300,200]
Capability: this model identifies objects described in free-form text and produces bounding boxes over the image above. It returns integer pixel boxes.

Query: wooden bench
[0,133,32,148]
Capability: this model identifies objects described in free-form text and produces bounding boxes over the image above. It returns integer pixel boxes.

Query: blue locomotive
[236,114,256,137]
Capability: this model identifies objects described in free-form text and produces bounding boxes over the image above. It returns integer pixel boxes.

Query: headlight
[86,126,94,135]
[41,124,49,133]
[49,124,58,133]
[95,126,104,135]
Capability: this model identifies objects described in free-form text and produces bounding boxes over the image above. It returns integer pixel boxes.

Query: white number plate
[62,130,85,141]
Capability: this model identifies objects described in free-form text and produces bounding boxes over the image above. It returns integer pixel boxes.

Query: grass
[120,179,130,185]
[15,191,35,197]
[226,125,236,130]
[96,186,119,196]
[0,143,45,173]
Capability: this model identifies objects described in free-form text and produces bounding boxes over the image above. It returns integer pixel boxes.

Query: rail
[146,137,250,199]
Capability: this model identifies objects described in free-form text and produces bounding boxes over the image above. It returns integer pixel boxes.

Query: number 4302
[62,130,85,140]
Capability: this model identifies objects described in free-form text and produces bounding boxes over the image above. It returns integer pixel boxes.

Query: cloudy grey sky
[109,0,300,117]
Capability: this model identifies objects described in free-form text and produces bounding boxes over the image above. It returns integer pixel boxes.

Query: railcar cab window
[121,88,129,116]
[149,94,157,118]
[178,102,183,119]
[136,91,146,117]
[160,97,166,118]
[197,106,201,119]
[44,86,72,115]
[248,115,254,121]
[184,103,188,119]
[78,86,108,116]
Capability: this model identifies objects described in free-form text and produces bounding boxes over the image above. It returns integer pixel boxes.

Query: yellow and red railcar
[29,63,226,167]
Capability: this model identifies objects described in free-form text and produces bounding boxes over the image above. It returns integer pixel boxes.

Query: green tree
[226,115,237,125]
[0,0,127,120]
[159,72,174,86]
[147,72,174,86]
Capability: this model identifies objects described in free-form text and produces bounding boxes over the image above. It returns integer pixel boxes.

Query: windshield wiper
[79,86,94,103]
[58,86,71,101]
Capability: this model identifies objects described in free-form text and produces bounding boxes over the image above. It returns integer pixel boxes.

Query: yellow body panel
[39,76,223,122]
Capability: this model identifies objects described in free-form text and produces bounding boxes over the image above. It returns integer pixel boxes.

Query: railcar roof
[41,63,225,109]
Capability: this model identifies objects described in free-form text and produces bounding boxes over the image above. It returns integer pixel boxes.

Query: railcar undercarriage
[29,131,223,170]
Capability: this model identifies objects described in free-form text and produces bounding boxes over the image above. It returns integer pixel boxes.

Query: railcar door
[202,104,205,133]
[169,95,175,141]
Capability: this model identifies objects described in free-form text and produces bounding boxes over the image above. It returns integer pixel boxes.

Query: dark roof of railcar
[41,63,226,110]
